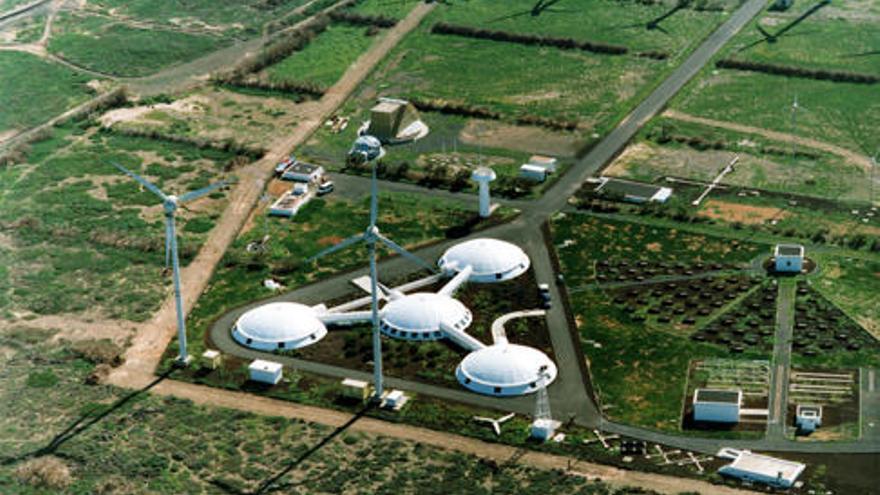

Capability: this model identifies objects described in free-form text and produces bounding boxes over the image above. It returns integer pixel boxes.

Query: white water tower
[471,166,496,218]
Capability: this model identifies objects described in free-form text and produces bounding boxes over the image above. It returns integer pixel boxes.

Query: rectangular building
[693,388,741,423]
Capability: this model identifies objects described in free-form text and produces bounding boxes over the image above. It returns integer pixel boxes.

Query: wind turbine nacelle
[349,135,384,164]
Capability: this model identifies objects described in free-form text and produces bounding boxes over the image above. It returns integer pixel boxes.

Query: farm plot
[669,0,880,154]
[812,256,880,340]
[791,281,880,369]
[0,52,97,136]
[688,281,777,355]
[0,123,238,322]
[48,12,223,77]
[683,358,770,432]
[787,369,860,442]
[552,212,764,289]
[605,117,874,202]
[431,0,733,55]
[100,87,303,151]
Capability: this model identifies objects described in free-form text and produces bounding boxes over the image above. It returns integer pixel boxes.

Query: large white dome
[439,238,530,283]
[232,302,327,351]
[456,344,557,396]
[380,292,471,340]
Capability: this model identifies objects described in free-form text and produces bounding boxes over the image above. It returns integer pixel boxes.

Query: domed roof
[381,292,471,333]
[439,238,530,281]
[233,302,327,350]
[456,344,557,396]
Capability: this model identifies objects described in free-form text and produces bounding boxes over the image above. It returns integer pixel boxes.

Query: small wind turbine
[307,136,434,401]
[473,413,515,436]
[111,161,229,366]
[788,95,807,157]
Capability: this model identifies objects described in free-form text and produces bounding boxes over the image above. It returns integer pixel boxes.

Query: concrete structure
[795,404,822,433]
[366,98,429,144]
[528,155,558,173]
[774,244,804,273]
[248,359,283,385]
[438,238,530,283]
[382,389,409,410]
[471,166,496,218]
[519,164,547,182]
[716,448,805,488]
[456,344,558,396]
[341,378,372,402]
[233,302,328,351]
[594,177,672,203]
[282,162,324,183]
[200,349,222,370]
[693,388,742,423]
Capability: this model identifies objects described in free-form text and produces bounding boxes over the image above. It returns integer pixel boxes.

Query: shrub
[430,22,629,56]
[15,457,72,489]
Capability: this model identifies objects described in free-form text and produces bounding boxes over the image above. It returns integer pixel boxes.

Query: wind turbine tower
[309,136,434,401]
[530,365,561,441]
[471,166,496,218]
[111,162,228,366]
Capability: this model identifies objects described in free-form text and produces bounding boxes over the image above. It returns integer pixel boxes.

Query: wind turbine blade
[375,233,435,272]
[499,413,515,422]
[369,165,378,228]
[307,233,365,263]
[473,417,492,422]
[111,161,166,200]
[179,180,229,203]
[493,423,501,436]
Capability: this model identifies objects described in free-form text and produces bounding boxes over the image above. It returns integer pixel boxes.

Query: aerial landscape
[0,0,878,493]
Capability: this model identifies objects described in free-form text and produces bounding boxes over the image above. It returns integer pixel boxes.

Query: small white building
[594,177,672,203]
[282,162,324,183]
[519,164,547,182]
[716,448,805,488]
[530,418,561,441]
[528,155,558,173]
[200,349,222,370]
[693,388,742,423]
[382,389,409,411]
[248,359,283,385]
[774,244,804,273]
[795,404,822,433]
[341,378,372,402]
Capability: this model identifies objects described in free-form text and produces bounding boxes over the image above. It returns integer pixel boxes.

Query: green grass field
[432,0,732,54]
[0,0,31,12]
[48,13,223,77]
[0,52,95,133]
[267,24,380,88]
[347,0,419,19]
[812,255,880,342]
[0,123,237,322]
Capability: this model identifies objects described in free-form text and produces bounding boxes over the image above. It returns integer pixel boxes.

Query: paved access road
[767,280,795,440]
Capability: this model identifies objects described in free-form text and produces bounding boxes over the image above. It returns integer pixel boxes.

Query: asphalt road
[767,280,795,440]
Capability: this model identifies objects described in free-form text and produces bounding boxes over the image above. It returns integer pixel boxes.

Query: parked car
[538,283,551,309]
[274,156,297,176]
[317,179,335,195]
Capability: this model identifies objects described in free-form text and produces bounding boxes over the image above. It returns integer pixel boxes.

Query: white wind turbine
[111,161,229,366]
[307,136,434,401]
[473,413,515,436]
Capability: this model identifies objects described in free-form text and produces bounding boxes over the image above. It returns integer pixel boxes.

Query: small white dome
[456,344,557,396]
[232,302,327,351]
[439,238,530,283]
[380,292,471,340]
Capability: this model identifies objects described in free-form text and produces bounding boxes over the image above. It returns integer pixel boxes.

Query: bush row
[430,22,629,56]
[223,15,332,79]
[330,10,397,28]
[215,75,327,98]
[101,127,266,161]
[716,58,879,84]
[649,126,820,159]
[409,97,580,131]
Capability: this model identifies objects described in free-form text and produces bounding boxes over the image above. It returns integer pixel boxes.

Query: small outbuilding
[693,388,742,423]
[366,98,428,144]
[341,378,372,402]
[528,155,558,173]
[519,164,547,182]
[200,349,222,370]
[282,162,324,183]
[716,448,805,488]
[248,359,283,385]
[594,177,672,203]
[774,244,804,273]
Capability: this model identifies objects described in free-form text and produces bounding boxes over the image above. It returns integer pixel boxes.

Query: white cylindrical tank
[471,167,496,218]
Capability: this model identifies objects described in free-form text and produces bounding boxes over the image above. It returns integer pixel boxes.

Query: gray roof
[695,389,740,404]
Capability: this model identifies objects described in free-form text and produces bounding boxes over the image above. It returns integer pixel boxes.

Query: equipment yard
[1,0,878,494]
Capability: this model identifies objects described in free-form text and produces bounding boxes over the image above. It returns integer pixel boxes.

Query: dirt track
[663,110,875,171]
[152,379,759,495]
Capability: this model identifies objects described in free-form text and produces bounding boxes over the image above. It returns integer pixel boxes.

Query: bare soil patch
[459,119,580,157]
[699,199,787,225]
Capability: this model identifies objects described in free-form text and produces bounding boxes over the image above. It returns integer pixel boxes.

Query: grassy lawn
[0,332,635,495]
[432,0,732,54]
[86,0,309,40]
[0,0,30,12]
[607,117,875,202]
[0,52,95,133]
[809,255,880,343]
[346,0,419,19]
[48,13,223,77]
[0,122,239,322]
[266,24,381,89]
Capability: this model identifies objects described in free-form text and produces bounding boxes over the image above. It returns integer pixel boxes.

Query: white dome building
[456,344,557,396]
[232,302,327,351]
[380,292,472,341]
[438,238,530,283]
